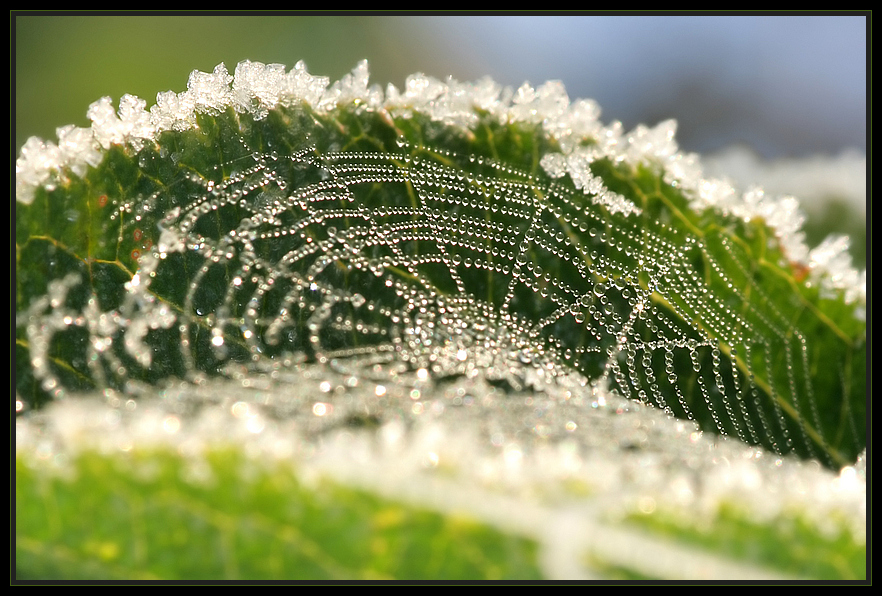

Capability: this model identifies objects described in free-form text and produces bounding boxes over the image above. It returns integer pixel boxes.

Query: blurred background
[14,14,867,263]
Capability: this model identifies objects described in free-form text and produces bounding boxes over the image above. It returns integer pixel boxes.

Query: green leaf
[16,101,865,466]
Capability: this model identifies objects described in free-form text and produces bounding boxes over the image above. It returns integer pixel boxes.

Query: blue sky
[421,15,867,158]
[16,15,867,160]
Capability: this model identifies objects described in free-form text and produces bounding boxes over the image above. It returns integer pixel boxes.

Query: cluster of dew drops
[20,126,832,466]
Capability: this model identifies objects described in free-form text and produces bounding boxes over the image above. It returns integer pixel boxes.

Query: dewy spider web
[173,136,842,465]
[15,61,865,471]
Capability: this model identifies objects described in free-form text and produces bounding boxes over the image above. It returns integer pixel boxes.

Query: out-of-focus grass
[621,502,866,580]
[16,446,865,580]
[16,448,544,580]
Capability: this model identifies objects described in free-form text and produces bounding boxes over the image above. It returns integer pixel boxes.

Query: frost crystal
[540,153,568,178]
[55,124,102,178]
[284,60,330,107]
[88,94,154,149]
[809,235,865,304]
[320,59,383,112]
[16,136,63,204]
[508,80,570,125]
[231,61,289,120]
[187,63,234,115]
[627,119,679,163]
[151,89,197,132]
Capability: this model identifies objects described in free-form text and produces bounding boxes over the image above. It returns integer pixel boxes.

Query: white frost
[89,94,154,149]
[187,63,234,116]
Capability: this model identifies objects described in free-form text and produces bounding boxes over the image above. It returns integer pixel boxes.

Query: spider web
[140,121,853,468]
[17,106,863,470]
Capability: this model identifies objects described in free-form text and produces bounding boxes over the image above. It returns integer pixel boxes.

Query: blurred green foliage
[623,502,866,580]
[16,449,543,580]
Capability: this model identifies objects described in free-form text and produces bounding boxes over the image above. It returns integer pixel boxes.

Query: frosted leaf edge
[15,59,865,307]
